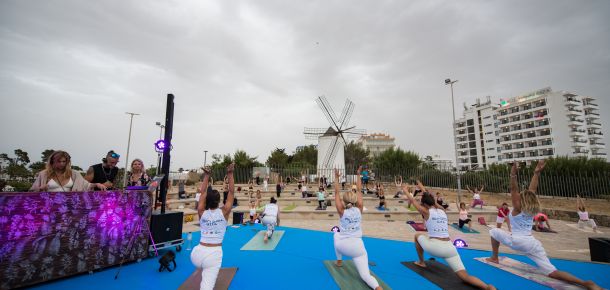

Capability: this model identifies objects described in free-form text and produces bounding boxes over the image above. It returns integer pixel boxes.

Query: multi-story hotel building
[454,87,606,170]
[357,133,396,157]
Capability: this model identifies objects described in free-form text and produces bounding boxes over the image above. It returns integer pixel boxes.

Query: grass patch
[283,204,297,211]
[405,205,417,211]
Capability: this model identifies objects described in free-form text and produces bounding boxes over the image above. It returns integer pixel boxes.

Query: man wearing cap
[85,150,120,191]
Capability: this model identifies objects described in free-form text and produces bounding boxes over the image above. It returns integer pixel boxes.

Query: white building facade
[357,133,396,157]
[455,87,607,170]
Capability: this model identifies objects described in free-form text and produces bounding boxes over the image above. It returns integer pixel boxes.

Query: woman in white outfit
[261,197,280,243]
[576,194,598,232]
[405,180,495,290]
[487,161,601,290]
[333,167,382,290]
[190,163,235,290]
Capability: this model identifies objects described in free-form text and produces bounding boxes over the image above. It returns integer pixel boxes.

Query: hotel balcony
[586,121,602,129]
[590,142,606,149]
[568,118,584,126]
[570,129,586,137]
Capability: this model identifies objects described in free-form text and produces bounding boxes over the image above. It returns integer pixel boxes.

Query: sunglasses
[109,151,120,159]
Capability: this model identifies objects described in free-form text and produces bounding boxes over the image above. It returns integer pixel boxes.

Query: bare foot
[584,281,602,290]
[263,234,268,244]
[414,261,426,268]
[485,257,499,264]
[375,287,383,290]
[486,285,496,290]
[335,260,343,267]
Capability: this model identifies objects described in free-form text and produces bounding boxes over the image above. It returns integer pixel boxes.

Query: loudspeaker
[589,237,610,263]
[233,212,243,225]
[150,211,184,244]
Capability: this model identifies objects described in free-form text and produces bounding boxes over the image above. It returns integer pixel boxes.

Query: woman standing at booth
[30,150,101,192]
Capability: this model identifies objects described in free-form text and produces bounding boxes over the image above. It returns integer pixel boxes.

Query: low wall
[0,190,152,289]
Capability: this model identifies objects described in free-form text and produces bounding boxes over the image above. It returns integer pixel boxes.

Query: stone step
[229,205,498,222]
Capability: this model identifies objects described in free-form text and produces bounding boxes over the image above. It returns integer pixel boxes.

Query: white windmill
[304,96,366,180]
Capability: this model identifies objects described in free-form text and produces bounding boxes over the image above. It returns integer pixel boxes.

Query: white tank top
[509,211,533,236]
[577,211,589,221]
[199,208,227,244]
[425,208,449,238]
[338,207,362,239]
[264,203,279,217]
[47,178,74,192]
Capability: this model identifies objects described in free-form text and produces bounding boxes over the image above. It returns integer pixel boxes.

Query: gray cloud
[1,0,609,170]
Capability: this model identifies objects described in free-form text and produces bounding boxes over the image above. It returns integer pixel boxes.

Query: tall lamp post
[445,78,462,203]
[123,112,140,188]
[204,150,208,166]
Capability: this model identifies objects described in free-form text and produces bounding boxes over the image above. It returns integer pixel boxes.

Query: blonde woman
[30,150,102,192]
[127,159,151,187]
[487,161,601,290]
[333,167,381,290]
[404,181,494,290]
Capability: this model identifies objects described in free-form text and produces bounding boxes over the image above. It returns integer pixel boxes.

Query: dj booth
[0,190,153,289]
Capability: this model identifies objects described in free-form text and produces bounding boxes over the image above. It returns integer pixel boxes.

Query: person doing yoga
[190,163,235,290]
[487,161,602,290]
[333,167,381,290]
[261,197,280,243]
[404,180,495,290]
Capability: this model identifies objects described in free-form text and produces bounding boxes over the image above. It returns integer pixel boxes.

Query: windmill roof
[322,127,337,137]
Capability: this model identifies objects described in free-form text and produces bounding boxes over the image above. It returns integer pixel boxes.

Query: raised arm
[466,185,473,193]
[334,169,345,216]
[528,160,545,193]
[510,163,521,212]
[416,179,427,193]
[576,194,584,210]
[222,163,235,218]
[478,185,485,194]
[356,166,364,211]
[198,166,211,218]
[403,184,429,220]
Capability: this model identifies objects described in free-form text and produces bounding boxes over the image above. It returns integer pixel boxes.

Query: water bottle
[186,232,193,251]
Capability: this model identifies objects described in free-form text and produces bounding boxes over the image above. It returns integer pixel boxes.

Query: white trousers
[263,181,268,191]
[262,216,277,238]
[333,235,380,289]
[489,228,556,275]
[578,219,597,229]
[190,245,223,290]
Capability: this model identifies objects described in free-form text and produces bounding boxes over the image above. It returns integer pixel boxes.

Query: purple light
[155,139,166,153]
[331,226,340,233]
[453,238,468,248]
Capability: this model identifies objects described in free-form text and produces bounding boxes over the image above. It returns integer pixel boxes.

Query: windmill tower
[304,96,366,179]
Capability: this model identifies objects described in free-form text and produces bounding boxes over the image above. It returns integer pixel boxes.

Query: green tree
[373,147,421,171]
[233,150,262,168]
[29,161,46,174]
[344,141,369,168]
[6,163,31,180]
[41,149,55,163]
[291,145,317,166]
[14,149,30,166]
[266,148,289,167]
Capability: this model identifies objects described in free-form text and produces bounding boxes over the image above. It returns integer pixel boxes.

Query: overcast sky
[1,0,609,171]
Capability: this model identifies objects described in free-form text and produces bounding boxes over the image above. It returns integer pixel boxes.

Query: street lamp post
[445,78,462,204]
[123,112,140,188]
[204,150,208,167]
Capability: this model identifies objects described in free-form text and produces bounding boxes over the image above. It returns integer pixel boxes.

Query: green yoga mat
[323,260,392,290]
[450,223,480,234]
[240,230,285,250]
